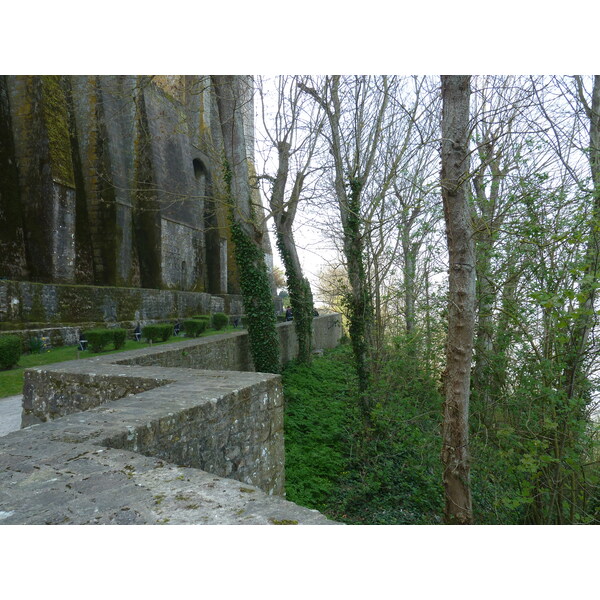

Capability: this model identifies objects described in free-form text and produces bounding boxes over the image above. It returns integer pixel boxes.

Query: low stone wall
[114,330,253,373]
[0,325,81,348]
[0,313,342,525]
[0,371,332,524]
[0,279,245,330]
[20,314,342,427]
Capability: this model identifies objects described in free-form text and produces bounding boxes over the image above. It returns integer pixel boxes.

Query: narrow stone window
[193,158,206,199]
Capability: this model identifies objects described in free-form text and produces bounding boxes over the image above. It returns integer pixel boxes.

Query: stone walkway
[0,396,21,437]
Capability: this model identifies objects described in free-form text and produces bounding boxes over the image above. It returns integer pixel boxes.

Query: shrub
[0,335,22,370]
[28,336,44,354]
[192,315,211,328]
[183,319,208,337]
[212,312,228,330]
[141,324,169,343]
[84,329,114,353]
[160,324,172,342]
[112,328,127,350]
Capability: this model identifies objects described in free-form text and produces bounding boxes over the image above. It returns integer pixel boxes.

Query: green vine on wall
[224,158,280,374]
[231,220,280,373]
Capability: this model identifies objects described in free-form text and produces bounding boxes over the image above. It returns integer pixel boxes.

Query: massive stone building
[0,75,271,297]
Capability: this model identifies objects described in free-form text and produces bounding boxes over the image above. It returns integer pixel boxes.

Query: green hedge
[0,335,22,370]
[212,312,228,330]
[192,315,211,326]
[183,319,208,337]
[84,329,114,353]
[192,314,210,320]
[112,328,127,349]
[142,324,172,343]
[83,328,129,353]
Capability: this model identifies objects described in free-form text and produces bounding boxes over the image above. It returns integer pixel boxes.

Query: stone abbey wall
[0,75,270,296]
[0,314,342,525]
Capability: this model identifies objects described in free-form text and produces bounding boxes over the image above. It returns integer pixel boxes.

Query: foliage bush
[183,319,208,337]
[0,336,22,370]
[160,324,173,342]
[142,324,172,343]
[212,312,228,330]
[84,329,114,353]
[283,338,446,524]
[192,315,211,325]
[84,328,132,352]
[28,337,44,354]
[112,328,127,350]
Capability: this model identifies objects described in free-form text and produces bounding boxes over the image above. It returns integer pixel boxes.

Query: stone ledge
[1,314,343,525]
[0,367,336,524]
[0,431,334,525]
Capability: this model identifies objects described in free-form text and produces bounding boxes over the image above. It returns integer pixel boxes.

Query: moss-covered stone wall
[0,279,239,330]
[0,75,274,295]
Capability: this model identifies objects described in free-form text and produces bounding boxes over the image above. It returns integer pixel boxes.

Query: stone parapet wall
[21,363,175,427]
[21,314,342,426]
[0,313,342,525]
[0,371,333,524]
[115,331,253,372]
[21,364,285,496]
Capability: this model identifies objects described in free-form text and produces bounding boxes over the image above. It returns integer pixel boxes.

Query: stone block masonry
[0,313,342,524]
[0,279,237,330]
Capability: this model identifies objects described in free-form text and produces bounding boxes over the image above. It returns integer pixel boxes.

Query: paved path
[0,396,22,437]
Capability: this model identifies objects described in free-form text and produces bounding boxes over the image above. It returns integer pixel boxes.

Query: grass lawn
[0,326,240,399]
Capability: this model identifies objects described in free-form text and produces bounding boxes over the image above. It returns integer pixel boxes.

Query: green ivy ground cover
[282,343,446,524]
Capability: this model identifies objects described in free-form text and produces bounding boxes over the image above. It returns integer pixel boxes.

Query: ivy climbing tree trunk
[271,140,314,363]
[256,76,320,365]
[440,75,475,525]
[299,76,389,414]
[211,75,280,373]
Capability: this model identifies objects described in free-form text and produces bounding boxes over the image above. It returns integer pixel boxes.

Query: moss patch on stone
[40,76,75,188]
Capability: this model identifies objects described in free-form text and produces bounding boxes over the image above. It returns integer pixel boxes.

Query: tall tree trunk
[402,232,418,337]
[275,217,314,364]
[472,230,495,423]
[298,77,386,414]
[440,75,475,525]
[344,178,374,407]
[564,75,600,400]
[270,139,314,364]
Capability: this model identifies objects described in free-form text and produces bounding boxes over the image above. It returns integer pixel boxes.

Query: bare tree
[299,75,392,411]
[256,76,324,363]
